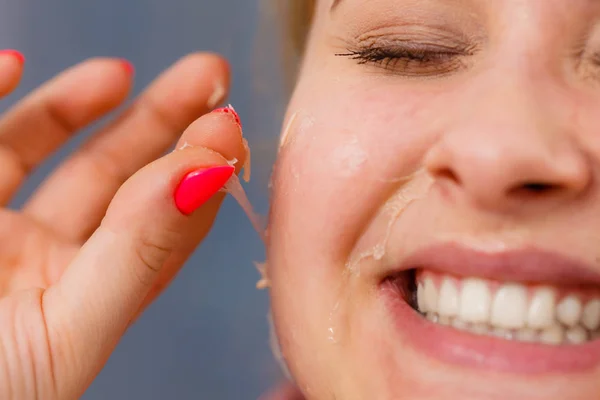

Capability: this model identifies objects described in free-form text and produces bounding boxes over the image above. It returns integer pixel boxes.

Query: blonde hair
[272,0,316,84]
[285,0,315,56]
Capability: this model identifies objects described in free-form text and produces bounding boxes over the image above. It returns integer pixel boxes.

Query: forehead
[319,0,600,30]
[327,0,598,11]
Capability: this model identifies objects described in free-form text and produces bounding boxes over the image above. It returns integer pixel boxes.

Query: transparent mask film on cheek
[279,110,434,346]
[220,110,433,378]
[327,172,434,345]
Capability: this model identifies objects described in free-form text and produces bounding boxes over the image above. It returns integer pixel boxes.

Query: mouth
[380,244,600,374]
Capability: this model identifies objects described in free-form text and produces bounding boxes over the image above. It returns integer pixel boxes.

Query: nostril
[509,181,561,197]
[523,182,554,192]
[435,167,461,185]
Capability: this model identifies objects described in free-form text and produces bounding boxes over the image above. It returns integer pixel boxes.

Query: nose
[424,85,591,213]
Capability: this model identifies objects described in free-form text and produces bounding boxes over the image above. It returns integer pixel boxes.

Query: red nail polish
[212,104,242,128]
[120,59,134,75]
[174,165,235,215]
[0,50,25,64]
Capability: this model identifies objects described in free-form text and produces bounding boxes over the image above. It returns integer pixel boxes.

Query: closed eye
[336,42,475,77]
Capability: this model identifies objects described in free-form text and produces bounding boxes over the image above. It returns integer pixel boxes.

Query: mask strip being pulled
[221,158,265,243]
[217,131,270,289]
[219,109,306,289]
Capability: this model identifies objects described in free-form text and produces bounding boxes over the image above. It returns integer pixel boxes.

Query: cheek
[266,81,447,376]
[272,81,443,260]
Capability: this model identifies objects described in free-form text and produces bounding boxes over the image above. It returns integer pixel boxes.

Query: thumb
[42,108,245,396]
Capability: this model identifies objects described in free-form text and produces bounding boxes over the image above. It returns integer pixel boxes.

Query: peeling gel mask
[348,171,433,276]
[218,142,272,290]
[280,110,433,278]
[223,107,433,377]
[275,109,436,347]
[221,109,328,287]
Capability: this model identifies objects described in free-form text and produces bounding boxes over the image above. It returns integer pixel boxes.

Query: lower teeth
[423,312,600,345]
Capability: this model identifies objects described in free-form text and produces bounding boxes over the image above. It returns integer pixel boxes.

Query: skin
[268,0,600,399]
[0,53,253,399]
[6,0,600,398]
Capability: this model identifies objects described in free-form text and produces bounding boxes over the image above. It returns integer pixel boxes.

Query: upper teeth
[416,273,600,345]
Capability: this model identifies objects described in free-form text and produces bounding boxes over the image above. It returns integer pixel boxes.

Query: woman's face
[267,0,600,398]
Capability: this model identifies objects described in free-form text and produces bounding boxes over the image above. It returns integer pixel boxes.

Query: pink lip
[380,243,600,374]
[383,288,600,374]
[398,243,600,285]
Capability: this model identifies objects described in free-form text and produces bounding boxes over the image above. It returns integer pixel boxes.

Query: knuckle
[131,229,179,286]
[42,98,79,136]
[132,238,170,286]
[75,145,133,184]
[137,96,183,133]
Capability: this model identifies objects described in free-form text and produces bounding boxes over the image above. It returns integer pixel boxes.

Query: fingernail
[207,81,227,109]
[174,165,235,215]
[0,50,25,64]
[213,104,242,128]
[119,59,134,75]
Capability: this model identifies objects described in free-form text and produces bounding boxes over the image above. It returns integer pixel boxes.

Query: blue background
[0,0,287,398]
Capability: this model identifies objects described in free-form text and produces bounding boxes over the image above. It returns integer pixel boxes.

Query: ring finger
[0,57,132,206]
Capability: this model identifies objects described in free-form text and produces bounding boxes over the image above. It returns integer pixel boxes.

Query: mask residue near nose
[347,169,433,275]
[326,170,433,345]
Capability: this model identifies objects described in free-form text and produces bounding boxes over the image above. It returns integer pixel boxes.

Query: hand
[0,51,247,399]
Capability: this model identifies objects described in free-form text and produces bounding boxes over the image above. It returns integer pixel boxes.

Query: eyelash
[336,44,471,77]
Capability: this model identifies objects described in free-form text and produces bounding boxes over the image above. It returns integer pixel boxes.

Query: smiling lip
[380,243,600,374]
[397,243,600,285]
